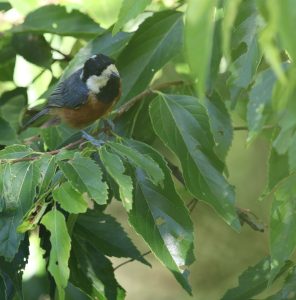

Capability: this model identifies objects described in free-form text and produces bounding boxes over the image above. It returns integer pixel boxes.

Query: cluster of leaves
[0,0,296,299]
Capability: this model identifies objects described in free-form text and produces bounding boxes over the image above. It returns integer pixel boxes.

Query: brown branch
[115,80,186,118]
[113,251,152,271]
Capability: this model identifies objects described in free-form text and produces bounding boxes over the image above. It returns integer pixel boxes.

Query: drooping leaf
[185,0,217,100]
[99,146,133,211]
[124,139,195,294]
[0,161,39,260]
[205,93,233,160]
[228,0,262,89]
[247,68,277,142]
[112,0,152,34]
[11,33,52,68]
[269,174,296,282]
[36,155,56,195]
[53,182,88,214]
[107,141,164,186]
[221,257,292,300]
[117,10,183,104]
[69,239,125,300]
[149,94,240,230]
[58,153,108,205]
[14,5,104,37]
[41,208,71,300]
[74,208,149,265]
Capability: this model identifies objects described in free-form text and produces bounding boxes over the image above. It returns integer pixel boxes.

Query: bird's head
[81,54,121,102]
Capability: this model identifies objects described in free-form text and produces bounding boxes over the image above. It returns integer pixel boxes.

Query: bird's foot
[81,130,105,147]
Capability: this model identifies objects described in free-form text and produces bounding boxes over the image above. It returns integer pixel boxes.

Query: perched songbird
[24,54,121,129]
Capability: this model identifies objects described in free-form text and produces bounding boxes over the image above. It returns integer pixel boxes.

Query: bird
[23,53,121,130]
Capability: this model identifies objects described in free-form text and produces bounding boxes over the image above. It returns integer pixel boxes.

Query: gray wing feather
[48,68,89,109]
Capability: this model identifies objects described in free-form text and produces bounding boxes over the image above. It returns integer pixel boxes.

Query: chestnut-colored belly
[52,95,116,128]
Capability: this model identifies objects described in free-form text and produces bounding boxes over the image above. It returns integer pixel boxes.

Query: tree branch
[115,80,187,118]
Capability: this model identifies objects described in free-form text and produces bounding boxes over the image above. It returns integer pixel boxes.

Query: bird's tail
[20,107,50,132]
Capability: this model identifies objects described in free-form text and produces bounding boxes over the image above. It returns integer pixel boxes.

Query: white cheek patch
[86,64,119,94]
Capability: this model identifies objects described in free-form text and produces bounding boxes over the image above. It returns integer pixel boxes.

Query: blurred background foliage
[1,0,296,299]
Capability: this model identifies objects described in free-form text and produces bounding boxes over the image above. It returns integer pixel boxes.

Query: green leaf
[221,257,292,300]
[0,94,26,131]
[58,153,108,205]
[74,208,149,265]
[15,5,104,37]
[0,161,38,260]
[205,93,233,160]
[99,146,133,211]
[267,146,289,191]
[62,31,132,80]
[53,182,88,214]
[149,94,240,230]
[117,10,183,104]
[11,33,52,67]
[125,139,195,294]
[0,145,33,160]
[41,208,71,300]
[222,0,243,62]
[247,68,277,142]
[228,0,262,89]
[185,0,217,100]
[112,0,152,34]
[265,266,296,300]
[36,155,56,195]
[0,2,12,11]
[70,239,125,300]
[41,125,78,150]
[0,117,17,145]
[107,141,164,186]
[269,174,296,282]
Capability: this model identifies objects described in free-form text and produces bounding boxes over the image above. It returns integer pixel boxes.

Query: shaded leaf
[75,208,149,265]
[0,117,17,145]
[149,94,240,230]
[58,153,108,205]
[0,145,33,160]
[112,0,152,34]
[70,239,125,300]
[205,93,233,160]
[41,208,71,300]
[53,182,88,214]
[36,155,56,195]
[125,139,195,294]
[117,10,183,104]
[99,146,133,211]
[15,5,104,37]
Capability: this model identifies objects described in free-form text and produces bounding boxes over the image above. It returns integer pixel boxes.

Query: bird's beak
[111,71,120,78]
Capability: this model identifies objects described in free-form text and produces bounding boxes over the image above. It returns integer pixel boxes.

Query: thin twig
[115,80,186,118]
[113,251,152,271]
[50,47,72,62]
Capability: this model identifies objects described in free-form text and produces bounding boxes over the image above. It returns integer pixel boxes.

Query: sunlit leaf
[41,208,71,300]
